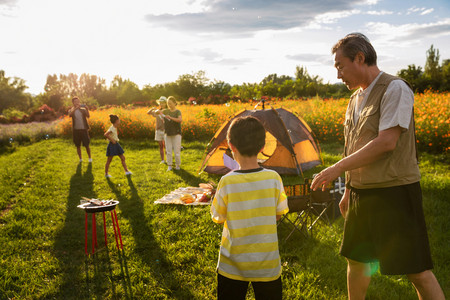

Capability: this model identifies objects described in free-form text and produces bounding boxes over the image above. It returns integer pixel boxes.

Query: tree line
[0,45,448,118]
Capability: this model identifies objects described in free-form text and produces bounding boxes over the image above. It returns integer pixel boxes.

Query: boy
[211,116,289,300]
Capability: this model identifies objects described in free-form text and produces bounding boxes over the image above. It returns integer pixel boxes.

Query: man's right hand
[339,189,350,218]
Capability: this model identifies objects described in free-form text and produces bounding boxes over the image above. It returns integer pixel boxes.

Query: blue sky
[0,0,449,94]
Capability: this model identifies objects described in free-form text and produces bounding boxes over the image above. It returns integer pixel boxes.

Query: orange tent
[199,107,322,175]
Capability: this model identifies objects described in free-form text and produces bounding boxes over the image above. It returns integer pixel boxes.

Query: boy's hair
[227,116,265,156]
[109,114,119,124]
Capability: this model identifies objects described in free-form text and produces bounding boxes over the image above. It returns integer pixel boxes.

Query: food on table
[181,193,195,204]
[198,191,213,202]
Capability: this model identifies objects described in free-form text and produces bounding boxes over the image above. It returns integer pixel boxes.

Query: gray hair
[331,33,377,66]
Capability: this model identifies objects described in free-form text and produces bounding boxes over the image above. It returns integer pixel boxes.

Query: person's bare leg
[407,270,445,300]
[105,156,113,175]
[347,259,371,300]
[158,141,165,161]
[85,145,91,159]
[77,146,82,160]
[119,155,129,172]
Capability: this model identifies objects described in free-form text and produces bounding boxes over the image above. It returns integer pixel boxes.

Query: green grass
[0,138,448,299]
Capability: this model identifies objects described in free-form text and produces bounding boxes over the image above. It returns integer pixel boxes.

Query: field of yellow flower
[57,91,449,153]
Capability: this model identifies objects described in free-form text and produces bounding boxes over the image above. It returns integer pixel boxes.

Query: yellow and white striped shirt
[211,168,289,282]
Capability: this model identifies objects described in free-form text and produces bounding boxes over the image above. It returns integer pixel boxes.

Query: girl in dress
[104,114,132,178]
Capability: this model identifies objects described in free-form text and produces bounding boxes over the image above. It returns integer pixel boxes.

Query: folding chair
[278,183,311,241]
[307,177,345,235]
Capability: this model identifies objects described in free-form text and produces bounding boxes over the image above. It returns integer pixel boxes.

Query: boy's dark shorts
[73,129,90,147]
[340,182,433,275]
[217,273,282,300]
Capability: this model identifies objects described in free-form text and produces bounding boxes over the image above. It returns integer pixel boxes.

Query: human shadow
[172,168,206,187]
[82,247,133,300]
[106,177,196,299]
[50,163,130,299]
[51,162,98,299]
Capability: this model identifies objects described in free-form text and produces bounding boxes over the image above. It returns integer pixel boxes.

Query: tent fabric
[200,107,322,175]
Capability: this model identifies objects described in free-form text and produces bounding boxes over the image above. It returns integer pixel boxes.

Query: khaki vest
[344,73,421,189]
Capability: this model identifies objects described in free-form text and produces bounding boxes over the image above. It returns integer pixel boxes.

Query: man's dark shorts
[340,182,433,275]
[73,129,90,147]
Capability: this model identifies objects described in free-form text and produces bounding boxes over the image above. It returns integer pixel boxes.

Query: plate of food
[77,197,119,213]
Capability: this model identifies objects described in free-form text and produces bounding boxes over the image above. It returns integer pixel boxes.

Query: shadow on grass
[172,168,205,187]
[51,162,98,298]
[106,176,196,299]
[51,163,131,299]
[83,248,133,300]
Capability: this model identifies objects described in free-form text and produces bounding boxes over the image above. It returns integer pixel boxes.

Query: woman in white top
[104,114,132,178]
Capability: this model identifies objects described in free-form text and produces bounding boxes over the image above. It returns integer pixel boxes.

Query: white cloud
[0,0,16,5]
[363,0,379,5]
[367,10,393,15]
[366,19,450,41]
[313,9,361,24]
[286,53,333,65]
[145,0,366,34]
[421,8,434,15]
[406,6,434,16]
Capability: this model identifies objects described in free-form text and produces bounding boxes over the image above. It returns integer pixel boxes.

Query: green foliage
[1,107,27,119]
[0,139,448,299]
[0,70,32,114]
[398,45,449,92]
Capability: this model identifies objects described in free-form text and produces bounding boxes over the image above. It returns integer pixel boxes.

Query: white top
[353,71,414,132]
[107,125,119,142]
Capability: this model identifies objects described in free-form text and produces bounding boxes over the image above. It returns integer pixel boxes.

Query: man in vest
[311,33,444,300]
[68,96,92,163]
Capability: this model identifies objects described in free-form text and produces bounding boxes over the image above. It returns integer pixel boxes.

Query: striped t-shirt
[211,167,289,282]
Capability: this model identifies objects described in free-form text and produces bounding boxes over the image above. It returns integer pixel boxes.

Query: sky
[0,0,449,95]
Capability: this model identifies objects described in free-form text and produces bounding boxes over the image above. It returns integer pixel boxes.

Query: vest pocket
[355,104,380,143]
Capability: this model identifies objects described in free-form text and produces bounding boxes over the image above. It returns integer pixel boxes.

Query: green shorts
[340,182,433,275]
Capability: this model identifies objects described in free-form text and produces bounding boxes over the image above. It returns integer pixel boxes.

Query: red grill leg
[85,212,88,255]
[92,213,96,254]
[103,211,107,246]
[113,209,123,250]
[111,210,119,250]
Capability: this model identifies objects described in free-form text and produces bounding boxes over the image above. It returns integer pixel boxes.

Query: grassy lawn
[0,138,448,299]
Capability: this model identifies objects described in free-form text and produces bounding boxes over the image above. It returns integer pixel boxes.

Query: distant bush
[1,108,27,120]
[3,92,448,154]
[0,121,61,148]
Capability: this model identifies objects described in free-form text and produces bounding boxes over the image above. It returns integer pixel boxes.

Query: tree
[397,64,426,92]
[110,76,142,105]
[0,70,32,113]
[174,71,209,100]
[424,45,441,91]
[260,74,292,86]
[440,59,450,91]
[79,73,106,100]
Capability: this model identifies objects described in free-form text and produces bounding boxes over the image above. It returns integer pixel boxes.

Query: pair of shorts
[73,129,90,147]
[106,142,124,156]
[155,129,165,142]
[340,182,433,275]
[217,273,282,300]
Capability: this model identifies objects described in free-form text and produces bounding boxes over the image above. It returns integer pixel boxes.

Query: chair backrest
[310,189,334,203]
[284,182,310,212]
[287,195,309,212]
